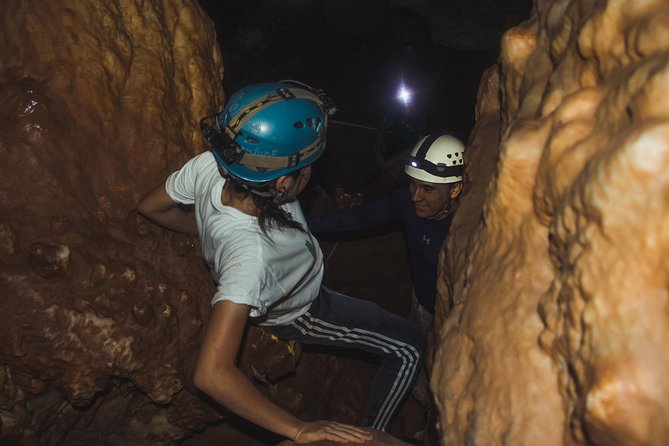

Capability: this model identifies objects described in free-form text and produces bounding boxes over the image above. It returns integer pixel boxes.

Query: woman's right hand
[293,420,374,444]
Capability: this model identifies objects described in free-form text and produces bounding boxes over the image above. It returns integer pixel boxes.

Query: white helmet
[404,134,464,184]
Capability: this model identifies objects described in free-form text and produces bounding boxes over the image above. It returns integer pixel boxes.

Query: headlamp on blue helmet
[199,81,336,191]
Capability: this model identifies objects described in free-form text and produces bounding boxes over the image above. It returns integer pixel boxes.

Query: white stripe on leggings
[291,312,420,431]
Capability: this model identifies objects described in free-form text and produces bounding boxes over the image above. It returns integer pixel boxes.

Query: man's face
[409,178,451,218]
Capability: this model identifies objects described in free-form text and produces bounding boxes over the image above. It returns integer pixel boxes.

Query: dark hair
[225,171,306,234]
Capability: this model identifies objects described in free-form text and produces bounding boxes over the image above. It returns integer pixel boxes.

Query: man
[310,133,464,320]
[308,133,465,403]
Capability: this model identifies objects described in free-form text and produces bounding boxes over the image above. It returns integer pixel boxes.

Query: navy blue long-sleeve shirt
[308,187,452,314]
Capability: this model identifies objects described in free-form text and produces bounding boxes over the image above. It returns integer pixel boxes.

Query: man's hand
[334,187,363,209]
[294,420,373,444]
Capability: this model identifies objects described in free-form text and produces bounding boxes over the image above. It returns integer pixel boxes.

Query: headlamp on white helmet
[404,133,464,184]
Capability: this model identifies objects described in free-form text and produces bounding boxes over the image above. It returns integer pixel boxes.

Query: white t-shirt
[165,151,324,326]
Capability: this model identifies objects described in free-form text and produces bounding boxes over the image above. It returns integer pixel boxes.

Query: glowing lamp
[396,83,413,106]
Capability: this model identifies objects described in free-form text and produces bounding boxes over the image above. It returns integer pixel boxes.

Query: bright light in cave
[396,82,413,107]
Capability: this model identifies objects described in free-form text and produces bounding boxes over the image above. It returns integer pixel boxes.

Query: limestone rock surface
[0,1,301,444]
[433,0,669,445]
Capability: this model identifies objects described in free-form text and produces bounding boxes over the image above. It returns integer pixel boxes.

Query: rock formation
[0,1,423,444]
[0,0,305,443]
[433,0,669,445]
[7,0,668,444]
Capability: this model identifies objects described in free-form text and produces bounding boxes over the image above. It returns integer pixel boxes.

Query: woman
[138,81,424,444]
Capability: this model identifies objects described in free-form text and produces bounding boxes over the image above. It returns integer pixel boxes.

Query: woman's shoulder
[189,150,218,172]
[171,150,218,183]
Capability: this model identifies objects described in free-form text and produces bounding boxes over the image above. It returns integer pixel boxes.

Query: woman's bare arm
[193,300,373,444]
[137,183,198,236]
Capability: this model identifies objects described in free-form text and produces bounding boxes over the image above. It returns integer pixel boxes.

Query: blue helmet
[201,81,335,185]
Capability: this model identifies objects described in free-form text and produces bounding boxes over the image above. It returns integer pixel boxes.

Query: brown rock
[0,0,269,444]
[0,0,423,445]
[433,0,669,445]
[27,242,70,278]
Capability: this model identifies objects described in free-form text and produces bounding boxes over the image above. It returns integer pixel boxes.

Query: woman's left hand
[293,420,374,444]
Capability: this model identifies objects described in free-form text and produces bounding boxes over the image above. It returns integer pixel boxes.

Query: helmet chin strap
[428,200,452,220]
[428,181,462,220]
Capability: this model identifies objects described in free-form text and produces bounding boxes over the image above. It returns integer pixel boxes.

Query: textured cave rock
[11,0,669,444]
[0,1,305,444]
[433,0,669,445]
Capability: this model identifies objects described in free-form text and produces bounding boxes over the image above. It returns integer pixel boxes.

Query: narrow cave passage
[183,1,516,444]
[4,0,668,444]
[0,0,528,444]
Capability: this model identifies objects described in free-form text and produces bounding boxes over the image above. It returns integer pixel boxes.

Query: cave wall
[433,0,669,444]
[0,1,303,444]
[6,0,669,444]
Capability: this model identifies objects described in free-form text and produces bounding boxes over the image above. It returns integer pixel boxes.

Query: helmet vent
[244,136,259,144]
[294,117,323,130]
[306,117,322,128]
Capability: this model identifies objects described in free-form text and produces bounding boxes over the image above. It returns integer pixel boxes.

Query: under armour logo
[422,235,430,245]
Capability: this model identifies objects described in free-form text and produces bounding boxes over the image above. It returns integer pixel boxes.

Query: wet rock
[433,0,669,445]
[0,0,235,443]
[49,215,70,236]
[131,301,156,326]
[28,242,70,279]
[0,221,17,254]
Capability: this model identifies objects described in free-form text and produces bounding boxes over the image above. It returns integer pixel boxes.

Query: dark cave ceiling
[197,0,533,143]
